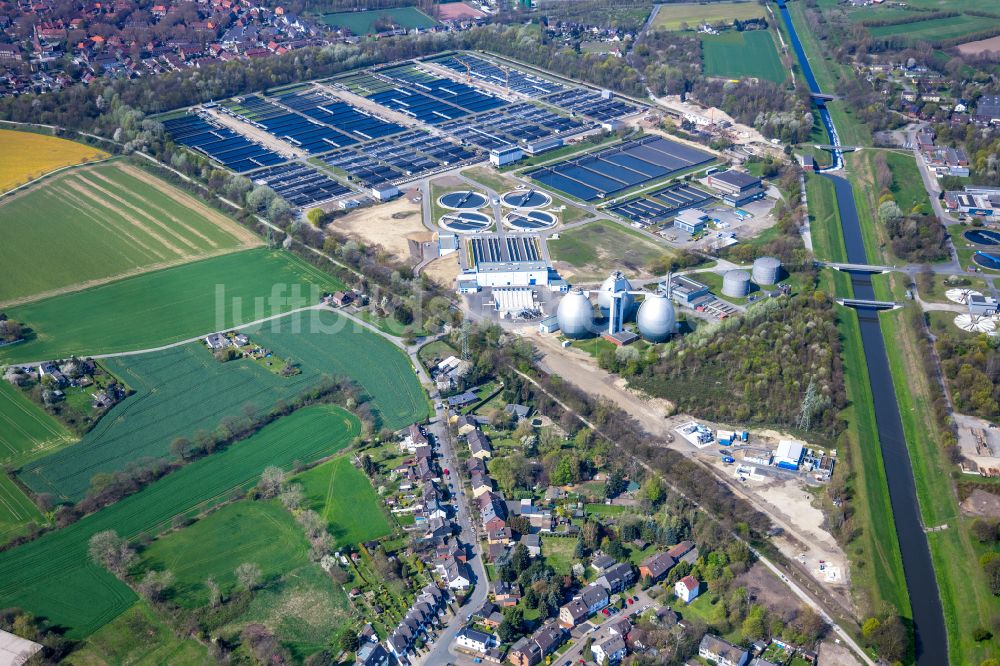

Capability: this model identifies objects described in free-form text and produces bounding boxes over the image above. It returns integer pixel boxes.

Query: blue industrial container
[722,456,735,464]
[740,431,749,442]
[776,461,799,471]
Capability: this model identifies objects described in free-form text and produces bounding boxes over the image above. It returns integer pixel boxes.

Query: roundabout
[438,190,489,210]
[503,210,558,231]
[500,189,551,209]
[439,211,493,233]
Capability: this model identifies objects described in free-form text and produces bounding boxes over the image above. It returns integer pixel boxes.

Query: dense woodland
[628,294,846,442]
[935,325,1000,421]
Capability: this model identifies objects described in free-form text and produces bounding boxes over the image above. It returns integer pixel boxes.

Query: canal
[774,2,948,663]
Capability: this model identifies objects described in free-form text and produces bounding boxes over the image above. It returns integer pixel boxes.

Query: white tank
[722,270,751,297]
[557,288,594,339]
[597,271,634,317]
[637,292,676,342]
[752,256,782,285]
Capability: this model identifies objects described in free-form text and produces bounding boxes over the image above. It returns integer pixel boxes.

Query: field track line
[0,156,113,200]
[117,163,262,248]
[88,168,221,249]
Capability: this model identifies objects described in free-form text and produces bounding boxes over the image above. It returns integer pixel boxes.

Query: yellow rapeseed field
[0,129,108,193]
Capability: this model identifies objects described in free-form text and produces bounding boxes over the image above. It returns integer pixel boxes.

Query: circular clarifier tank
[964,229,1000,246]
[439,190,489,210]
[439,211,493,233]
[500,189,551,209]
[504,210,557,231]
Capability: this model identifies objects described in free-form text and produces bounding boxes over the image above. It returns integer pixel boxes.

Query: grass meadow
[319,7,437,35]
[0,129,107,193]
[701,30,786,83]
[18,309,426,501]
[548,219,673,281]
[0,405,359,638]
[0,161,260,305]
[295,455,391,546]
[0,249,345,363]
[652,1,765,30]
[139,500,309,607]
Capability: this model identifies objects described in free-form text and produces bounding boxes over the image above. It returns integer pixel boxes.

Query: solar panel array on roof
[609,183,714,225]
[528,136,713,202]
[544,89,639,122]
[439,103,584,151]
[428,53,564,97]
[163,114,285,173]
[275,90,405,141]
[251,162,352,207]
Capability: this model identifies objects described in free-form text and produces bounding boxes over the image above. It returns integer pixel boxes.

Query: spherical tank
[596,271,634,316]
[752,256,782,285]
[557,288,595,339]
[637,292,676,342]
[722,269,751,298]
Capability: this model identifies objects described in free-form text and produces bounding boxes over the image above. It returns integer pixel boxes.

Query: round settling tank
[637,292,676,342]
[557,288,595,339]
[722,270,751,298]
[751,256,782,285]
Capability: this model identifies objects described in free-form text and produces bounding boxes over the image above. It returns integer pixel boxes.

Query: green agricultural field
[0,405,359,638]
[319,7,437,35]
[0,381,73,541]
[0,249,344,364]
[140,501,309,607]
[652,1,766,30]
[65,601,211,666]
[866,13,987,42]
[702,30,786,83]
[0,161,260,306]
[294,456,390,547]
[0,380,73,466]
[549,219,674,281]
[18,309,425,501]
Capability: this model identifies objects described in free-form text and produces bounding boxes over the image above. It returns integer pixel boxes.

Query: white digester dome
[557,288,595,339]
[637,292,677,342]
[596,271,634,317]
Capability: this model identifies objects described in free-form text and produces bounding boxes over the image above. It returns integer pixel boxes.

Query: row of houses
[917,128,971,178]
[380,583,449,665]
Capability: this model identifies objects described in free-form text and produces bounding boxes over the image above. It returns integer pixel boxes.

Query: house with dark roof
[591,553,616,572]
[594,562,635,594]
[591,630,627,664]
[666,540,694,560]
[580,584,609,614]
[558,598,589,628]
[638,552,676,582]
[468,429,493,459]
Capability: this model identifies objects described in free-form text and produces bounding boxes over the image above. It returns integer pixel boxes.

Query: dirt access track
[516,324,853,611]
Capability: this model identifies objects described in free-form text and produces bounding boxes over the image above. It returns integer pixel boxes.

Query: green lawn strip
[845,153,888,265]
[460,166,518,194]
[0,249,346,363]
[876,287,1000,664]
[139,500,310,607]
[64,600,212,666]
[0,404,359,638]
[584,503,627,517]
[294,455,391,547]
[353,308,429,338]
[835,305,911,618]
[806,174,847,263]
[918,274,990,304]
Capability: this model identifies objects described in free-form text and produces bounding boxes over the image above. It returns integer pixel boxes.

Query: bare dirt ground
[819,639,863,666]
[422,253,461,287]
[330,196,425,263]
[202,107,303,158]
[961,489,1000,518]
[736,561,805,620]
[957,35,1000,56]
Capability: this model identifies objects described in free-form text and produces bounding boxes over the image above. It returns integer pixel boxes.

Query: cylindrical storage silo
[752,256,782,285]
[596,271,634,318]
[637,292,677,343]
[557,288,595,339]
[722,270,751,298]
